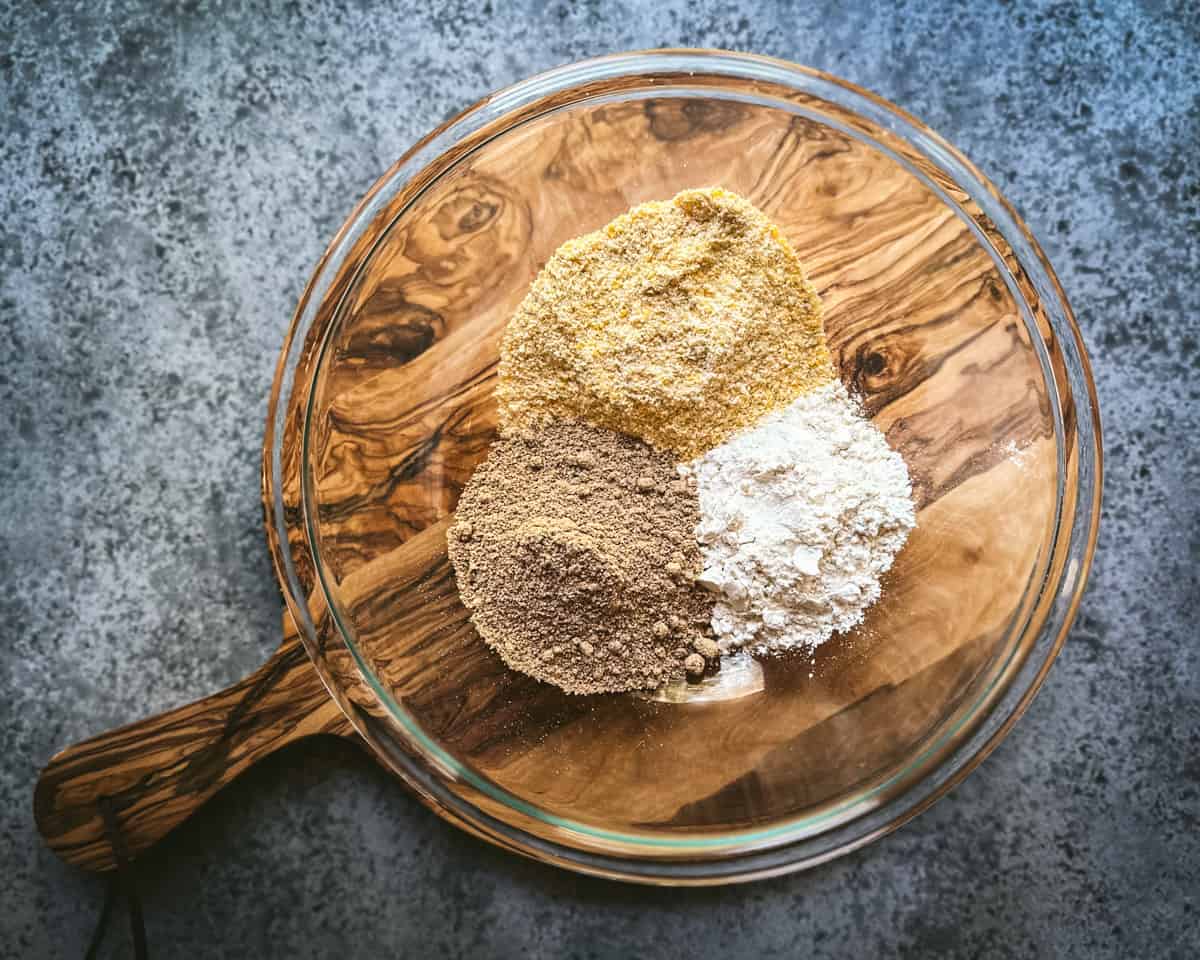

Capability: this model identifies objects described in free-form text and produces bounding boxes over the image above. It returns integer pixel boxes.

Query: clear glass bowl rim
[263,49,1103,885]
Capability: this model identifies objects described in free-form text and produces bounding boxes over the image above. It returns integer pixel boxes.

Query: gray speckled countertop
[3,1,1197,957]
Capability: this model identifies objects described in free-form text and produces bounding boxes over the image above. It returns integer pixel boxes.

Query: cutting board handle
[34,633,351,872]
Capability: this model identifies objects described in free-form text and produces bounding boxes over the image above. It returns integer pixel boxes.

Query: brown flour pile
[496,187,834,459]
[447,421,716,694]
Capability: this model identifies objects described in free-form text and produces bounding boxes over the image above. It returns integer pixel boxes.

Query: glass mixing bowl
[263,50,1101,884]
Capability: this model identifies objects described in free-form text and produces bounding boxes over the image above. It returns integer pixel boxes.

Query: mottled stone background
[2,1,1197,957]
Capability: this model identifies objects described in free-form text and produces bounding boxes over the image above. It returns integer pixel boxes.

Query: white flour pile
[681,380,916,654]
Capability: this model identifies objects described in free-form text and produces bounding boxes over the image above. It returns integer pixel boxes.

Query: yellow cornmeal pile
[496,187,834,459]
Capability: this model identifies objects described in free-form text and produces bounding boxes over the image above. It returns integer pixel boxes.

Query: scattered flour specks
[1002,438,1033,471]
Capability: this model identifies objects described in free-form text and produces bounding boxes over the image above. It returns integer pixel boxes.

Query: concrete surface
[2,1,1197,957]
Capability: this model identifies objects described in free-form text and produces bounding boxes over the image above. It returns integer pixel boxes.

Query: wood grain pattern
[273,441,1054,833]
[33,635,351,872]
[37,90,1071,870]
[285,96,1061,841]
[304,103,1049,570]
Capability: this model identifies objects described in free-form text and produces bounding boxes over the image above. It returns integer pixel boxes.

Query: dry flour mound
[496,187,833,459]
[447,420,714,694]
[681,381,916,654]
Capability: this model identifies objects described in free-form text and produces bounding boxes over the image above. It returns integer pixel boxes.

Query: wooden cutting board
[34,93,1066,873]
